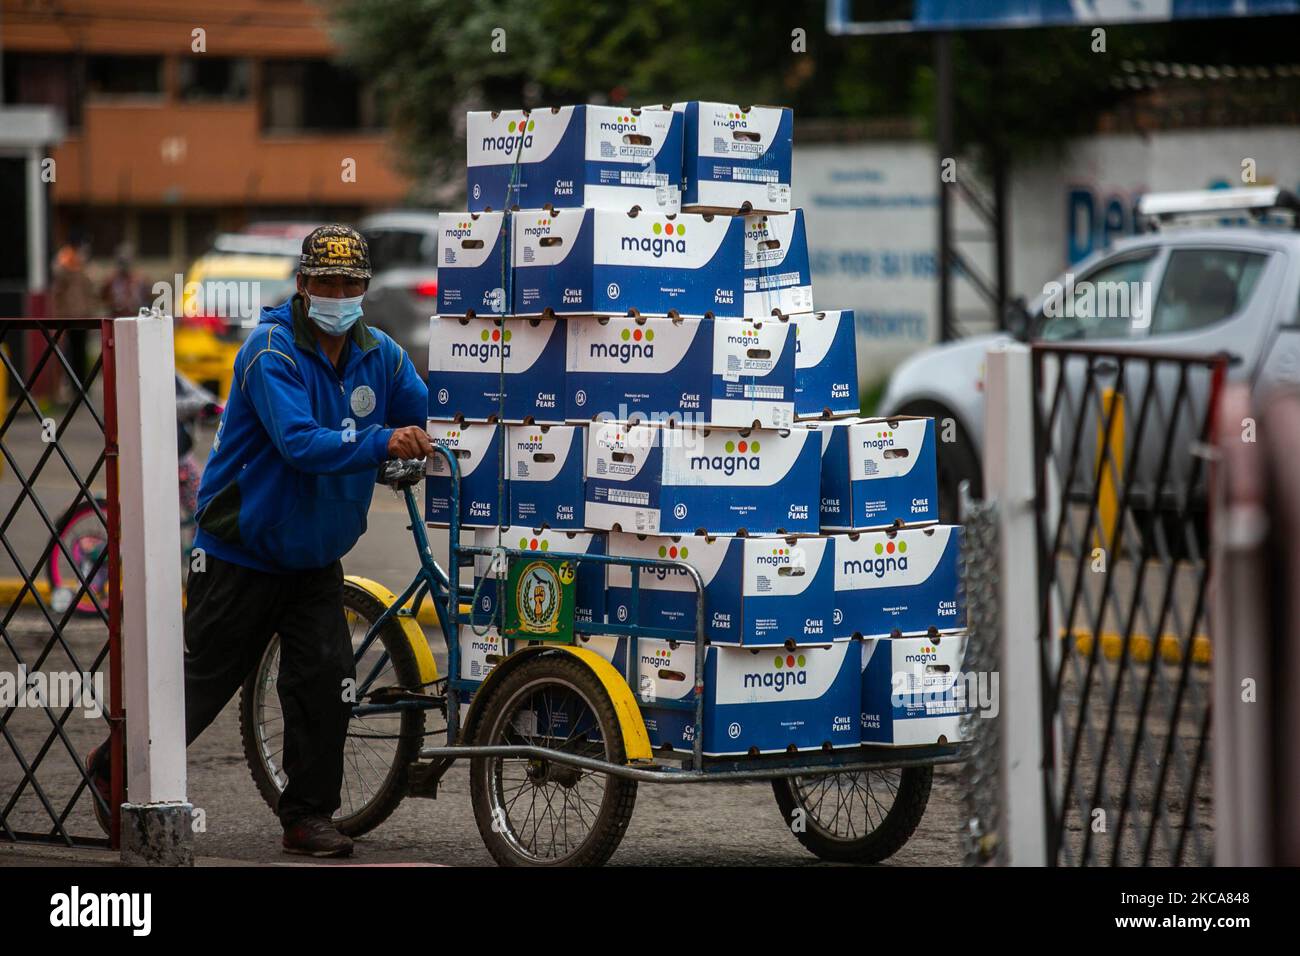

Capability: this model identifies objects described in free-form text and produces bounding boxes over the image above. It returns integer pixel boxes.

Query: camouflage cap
[299,224,371,279]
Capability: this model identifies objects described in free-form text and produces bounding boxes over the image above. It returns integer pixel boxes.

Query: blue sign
[914,0,1300,29]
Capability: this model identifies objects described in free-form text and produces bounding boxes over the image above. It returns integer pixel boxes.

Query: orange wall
[2,0,335,56]
[52,102,410,205]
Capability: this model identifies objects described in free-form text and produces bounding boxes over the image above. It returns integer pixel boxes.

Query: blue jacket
[193,294,427,572]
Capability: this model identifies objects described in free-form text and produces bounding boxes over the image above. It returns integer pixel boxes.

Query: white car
[880,188,1300,523]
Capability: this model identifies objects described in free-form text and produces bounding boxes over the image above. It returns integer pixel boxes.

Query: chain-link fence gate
[1030,343,1225,866]
[0,317,122,848]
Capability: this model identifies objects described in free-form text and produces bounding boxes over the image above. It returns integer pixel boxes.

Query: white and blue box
[564,316,795,427]
[508,425,585,530]
[630,639,860,756]
[793,310,860,420]
[427,317,565,424]
[584,421,820,535]
[511,207,744,318]
[434,212,509,317]
[425,420,508,527]
[813,415,939,529]
[466,106,683,214]
[470,526,607,626]
[860,634,968,746]
[832,525,965,639]
[458,626,507,684]
[673,101,793,215]
[743,209,813,316]
[606,532,835,647]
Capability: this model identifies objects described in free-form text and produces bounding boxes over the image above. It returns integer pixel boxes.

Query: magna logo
[648,543,692,580]
[516,433,545,453]
[451,326,512,363]
[446,220,474,240]
[725,326,760,347]
[439,428,462,448]
[689,438,760,476]
[599,113,638,133]
[590,326,655,363]
[755,545,791,568]
[641,646,672,667]
[481,118,534,153]
[522,216,553,239]
[842,539,909,578]
[620,220,686,258]
[904,644,938,664]
[744,652,807,692]
[713,109,750,130]
[862,428,895,451]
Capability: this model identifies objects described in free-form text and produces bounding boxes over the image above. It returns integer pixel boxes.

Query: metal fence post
[114,311,193,865]
[983,341,1048,865]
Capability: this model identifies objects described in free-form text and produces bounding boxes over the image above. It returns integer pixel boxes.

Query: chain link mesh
[959,496,1004,866]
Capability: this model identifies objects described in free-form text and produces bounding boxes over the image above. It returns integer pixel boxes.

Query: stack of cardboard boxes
[427,102,968,756]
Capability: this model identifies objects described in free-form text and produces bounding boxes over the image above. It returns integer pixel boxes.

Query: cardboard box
[832,525,965,639]
[458,625,507,683]
[860,634,968,746]
[564,316,711,423]
[814,415,939,530]
[743,209,813,316]
[606,532,835,647]
[634,640,860,756]
[469,526,606,626]
[792,310,860,420]
[427,317,565,423]
[584,422,820,535]
[564,316,795,427]
[507,425,585,530]
[673,102,793,214]
[511,207,744,318]
[425,421,508,527]
[466,106,683,214]
[435,212,509,317]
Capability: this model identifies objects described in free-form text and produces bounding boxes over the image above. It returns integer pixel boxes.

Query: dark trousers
[95,554,356,827]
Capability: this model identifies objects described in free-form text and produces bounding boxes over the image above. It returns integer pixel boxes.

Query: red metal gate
[0,317,122,848]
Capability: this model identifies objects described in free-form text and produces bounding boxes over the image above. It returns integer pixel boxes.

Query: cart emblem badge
[350,385,376,417]
[515,560,566,634]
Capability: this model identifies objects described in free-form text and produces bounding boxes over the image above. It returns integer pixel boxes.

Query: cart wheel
[772,766,933,864]
[469,653,637,866]
[239,580,427,837]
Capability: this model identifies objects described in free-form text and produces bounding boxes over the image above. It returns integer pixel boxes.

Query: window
[3,53,81,127]
[1038,251,1156,342]
[138,211,174,259]
[86,56,163,97]
[178,58,251,102]
[1149,248,1269,336]
[261,60,378,132]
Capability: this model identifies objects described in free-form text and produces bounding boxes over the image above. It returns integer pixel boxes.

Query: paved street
[0,411,965,865]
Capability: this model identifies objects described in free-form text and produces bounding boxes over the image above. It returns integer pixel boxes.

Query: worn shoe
[282,816,354,858]
[84,742,118,836]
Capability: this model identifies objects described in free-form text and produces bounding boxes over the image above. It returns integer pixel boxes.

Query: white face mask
[306,293,365,336]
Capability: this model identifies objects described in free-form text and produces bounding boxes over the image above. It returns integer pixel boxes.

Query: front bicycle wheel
[469,653,637,866]
[772,766,933,863]
[47,500,111,616]
[239,579,429,837]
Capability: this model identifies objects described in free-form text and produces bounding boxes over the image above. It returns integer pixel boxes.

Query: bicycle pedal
[366,686,443,706]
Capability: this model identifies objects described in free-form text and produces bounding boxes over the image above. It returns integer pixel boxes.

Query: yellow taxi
[175,233,302,400]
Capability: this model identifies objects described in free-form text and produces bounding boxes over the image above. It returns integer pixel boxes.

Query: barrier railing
[0,318,122,848]
[1031,343,1225,866]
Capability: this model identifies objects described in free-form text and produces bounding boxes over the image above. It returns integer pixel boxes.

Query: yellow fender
[344,575,439,685]
[461,643,652,763]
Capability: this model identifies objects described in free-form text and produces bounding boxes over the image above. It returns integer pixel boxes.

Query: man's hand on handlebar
[387,425,434,460]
